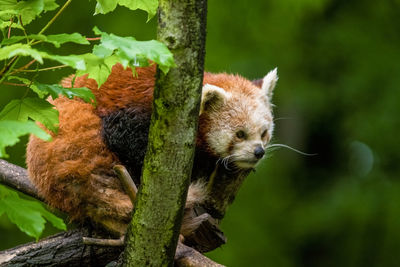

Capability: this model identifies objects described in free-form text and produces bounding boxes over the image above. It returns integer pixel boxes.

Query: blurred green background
[1,0,400,266]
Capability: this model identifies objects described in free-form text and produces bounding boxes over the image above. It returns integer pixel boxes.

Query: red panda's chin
[234,159,260,169]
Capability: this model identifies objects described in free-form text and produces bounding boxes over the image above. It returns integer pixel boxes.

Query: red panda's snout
[225,126,273,169]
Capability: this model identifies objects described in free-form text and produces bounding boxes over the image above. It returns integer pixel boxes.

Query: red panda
[26,63,278,236]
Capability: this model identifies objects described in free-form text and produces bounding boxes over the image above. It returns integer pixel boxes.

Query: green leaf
[43,0,58,11]
[0,0,59,25]
[76,53,119,87]
[94,27,176,73]
[0,43,43,63]
[2,33,90,48]
[0,1,18,18]
[0,9,19,17]
[94,0,158,21]
[0,20,24,30]
[0,44,87,76]
[0,185,66,239]
[44,33,90,47]
[0,35,28,45]
[0,120,50,158]
[34,82,96,104]
[0,98,59,133]
[73,28,175,87]
[40,52,86,70]
[94,0,118,15]
[119,0,158,21]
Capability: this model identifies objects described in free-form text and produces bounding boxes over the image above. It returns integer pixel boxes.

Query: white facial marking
[200,84,231,114]
[208,128,233,157]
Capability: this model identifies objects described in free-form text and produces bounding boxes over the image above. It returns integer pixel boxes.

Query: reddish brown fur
[27,97,133,233]
[61,64,155,116]
[27,64,264,234]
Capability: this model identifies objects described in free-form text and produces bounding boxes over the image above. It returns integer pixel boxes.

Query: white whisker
[266,144,317,156]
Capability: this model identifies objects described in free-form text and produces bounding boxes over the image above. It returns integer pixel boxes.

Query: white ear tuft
[262,67,278,99]
[200,84,229,114]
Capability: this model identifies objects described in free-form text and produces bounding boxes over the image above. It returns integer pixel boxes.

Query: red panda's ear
[261,68,278,100]
[200,84,229,114]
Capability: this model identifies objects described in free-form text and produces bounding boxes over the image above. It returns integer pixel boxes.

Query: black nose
[254,146,265,159]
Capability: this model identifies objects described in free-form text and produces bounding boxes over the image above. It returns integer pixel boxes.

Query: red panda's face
[200,68,278,169]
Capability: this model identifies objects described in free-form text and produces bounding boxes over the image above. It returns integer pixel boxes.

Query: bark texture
[0,159,41,200]
[0,229,123,267]
[122,0,208,266]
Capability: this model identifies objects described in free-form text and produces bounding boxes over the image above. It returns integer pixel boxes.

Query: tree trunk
[122,0,207,266]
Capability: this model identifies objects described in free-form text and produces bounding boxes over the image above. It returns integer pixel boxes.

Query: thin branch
[0,159,42,201]
[37,0,73,36]
[0,82,27,87]
[9,59,36,75]
[0,56,20,84]
[18,15,29,43]
[83,236,125,247]
[86,37,101,41]
[17,64,68,73]
[114,165,137,203]
[7,18,13,39]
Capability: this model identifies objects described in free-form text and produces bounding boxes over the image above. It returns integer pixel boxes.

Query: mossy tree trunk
[122,0,207,266]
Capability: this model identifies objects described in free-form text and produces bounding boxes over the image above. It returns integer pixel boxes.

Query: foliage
[0,184,66,240]
[94,0,158,21]
[0,120,50,158]
[0,0,173,240]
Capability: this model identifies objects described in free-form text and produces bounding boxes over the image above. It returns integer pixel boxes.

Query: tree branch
[0,160,225,266]
[175,243,224,267]
[0,159,42,201]
[0,229,124,267]
[0,228,223,267]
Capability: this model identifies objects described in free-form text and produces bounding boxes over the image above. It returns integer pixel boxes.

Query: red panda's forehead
[203,72,258,95]
[213,93,272,131]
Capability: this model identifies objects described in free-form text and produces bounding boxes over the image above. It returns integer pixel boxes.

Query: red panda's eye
[236,130,246,139]
[261,130,268,138]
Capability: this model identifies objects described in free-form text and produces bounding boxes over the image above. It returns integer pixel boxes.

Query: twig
[9,59,36,75]
[86,37,101,41]
[113,165,137,203]
[0,82,27,87]
[16,64,68,73]
[0,56,19,84]
[83,236,125,247]
[37,0,73,35]
[18,15,29,43]
[7,18,13,39]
